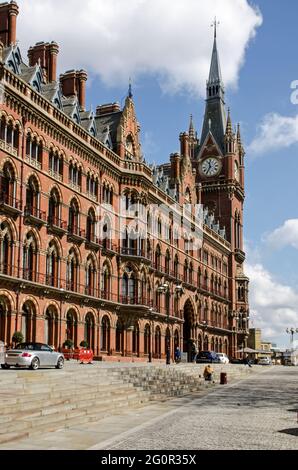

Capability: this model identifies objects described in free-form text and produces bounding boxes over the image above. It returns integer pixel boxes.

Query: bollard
[220,372,227,385]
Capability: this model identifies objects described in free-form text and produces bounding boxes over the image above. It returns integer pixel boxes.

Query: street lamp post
[286,327,298,350]
[286,328,298,366]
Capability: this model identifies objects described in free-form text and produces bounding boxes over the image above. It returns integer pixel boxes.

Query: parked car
[2,343,64,370]
[196,351,219,363]
[258,356,272,365]
[216,353,229,364]
[229,357,243,364]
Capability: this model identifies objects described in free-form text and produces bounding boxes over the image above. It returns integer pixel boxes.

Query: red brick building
[0,2,249,361]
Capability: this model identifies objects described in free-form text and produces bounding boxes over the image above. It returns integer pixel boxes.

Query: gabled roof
[95,111,122,147]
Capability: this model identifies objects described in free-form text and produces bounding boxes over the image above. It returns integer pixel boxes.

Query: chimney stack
[28,41,59,83]
[60,69,77,97]
[60,69,88,110]
[96,102,121,116]
[48,41,59,82]
[76,69,87,111]
[0,1,19,47]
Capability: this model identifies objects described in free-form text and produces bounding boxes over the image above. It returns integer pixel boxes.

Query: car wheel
[1,364,10,369]
[30,357,40,370]
[55,357,64,369]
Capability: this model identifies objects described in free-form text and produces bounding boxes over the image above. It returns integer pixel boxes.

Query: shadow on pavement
[278,428,298,437]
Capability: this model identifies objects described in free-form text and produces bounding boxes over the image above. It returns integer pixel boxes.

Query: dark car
[229,357,243,364]
[196,351,219,363]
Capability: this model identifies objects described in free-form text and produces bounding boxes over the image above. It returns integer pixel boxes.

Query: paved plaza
[1,366,297,450]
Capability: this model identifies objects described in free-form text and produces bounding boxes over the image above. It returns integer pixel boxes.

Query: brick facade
[0,1,249,361]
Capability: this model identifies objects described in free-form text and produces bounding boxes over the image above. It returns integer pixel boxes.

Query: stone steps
[0,362,261,444]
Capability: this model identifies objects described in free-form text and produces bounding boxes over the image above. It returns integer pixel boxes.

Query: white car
[258,356,272,365]
[216,353,229,364]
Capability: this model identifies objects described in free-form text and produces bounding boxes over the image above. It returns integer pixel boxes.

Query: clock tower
[197,23,249,355]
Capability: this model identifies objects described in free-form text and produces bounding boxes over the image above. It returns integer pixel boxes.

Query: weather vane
[211,17,220,38]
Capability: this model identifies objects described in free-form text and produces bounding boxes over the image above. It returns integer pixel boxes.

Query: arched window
[165,327,171,356]
[23,232,37,281]
[101,263,111,299]
[48,188,61,227]
[174,330,179,351]
[155,245,161,270]
[86,173,98,200]
[165,291,170,315]
[85,313,95,351]
[132,323,139,355]
[0,116,6,141]
[155,283,161,312]
[189,262,193,285]
[25,175,40,216]
[21,301,36,343]
[1,161,16,206]
[6,121,13,145]
[101,316,110,352]
[140,275,146,304]
[86,208,96,242]
[45,306,59,348]
[165,250,170,274]
[101,316,111,353]
[184,260,188,283]
[0,297,11,344]
[86,256,96,296]
[144,324,151,355]
[49,150,63,180]
[68,199,79,234]
[102,217,111,249]
[121,266,136,304]
[154,326,161,358]
[197,267,202,287]
[1,120,19,150]
[66,310,78,347]
[0,222,13,275]
[67,248,79,292]
[46,240,59,287]
[115,320,124,353]
[174,255,179,278]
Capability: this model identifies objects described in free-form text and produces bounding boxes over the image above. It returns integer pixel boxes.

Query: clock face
[201,157,221,177]
[234,161,239,181]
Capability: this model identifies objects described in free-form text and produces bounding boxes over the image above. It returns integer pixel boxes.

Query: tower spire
[189,114,195,139]
[128,77,133,98]
[226,108,232,136]
[208,17,222,86]
[200,19,226,152]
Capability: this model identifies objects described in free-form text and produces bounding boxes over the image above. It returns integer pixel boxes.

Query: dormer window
[32,80,40,92]
[125,135,134,159]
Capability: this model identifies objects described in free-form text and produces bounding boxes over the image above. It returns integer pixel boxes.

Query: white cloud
[265,219,298,250]
[15,0,262,96]
[246,262,298,346]
[248,112,298,155]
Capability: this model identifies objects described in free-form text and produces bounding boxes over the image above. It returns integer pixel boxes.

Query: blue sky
[16,0,298,348]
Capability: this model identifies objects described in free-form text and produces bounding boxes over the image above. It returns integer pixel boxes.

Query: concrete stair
[0,362,261,444]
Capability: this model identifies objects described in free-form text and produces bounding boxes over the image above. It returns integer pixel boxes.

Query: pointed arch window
[23,232,37,281]
[0,222,13,275]
[48,188,61,227]
[68,199,80,235]
[25,176,40,217]
[1,162,16,207]
[46,241,59,287]
[86,208,96,242]
[101,316,110,352]
[101,263,111,300]
[86,256,96,296]
[67,249,79,292]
